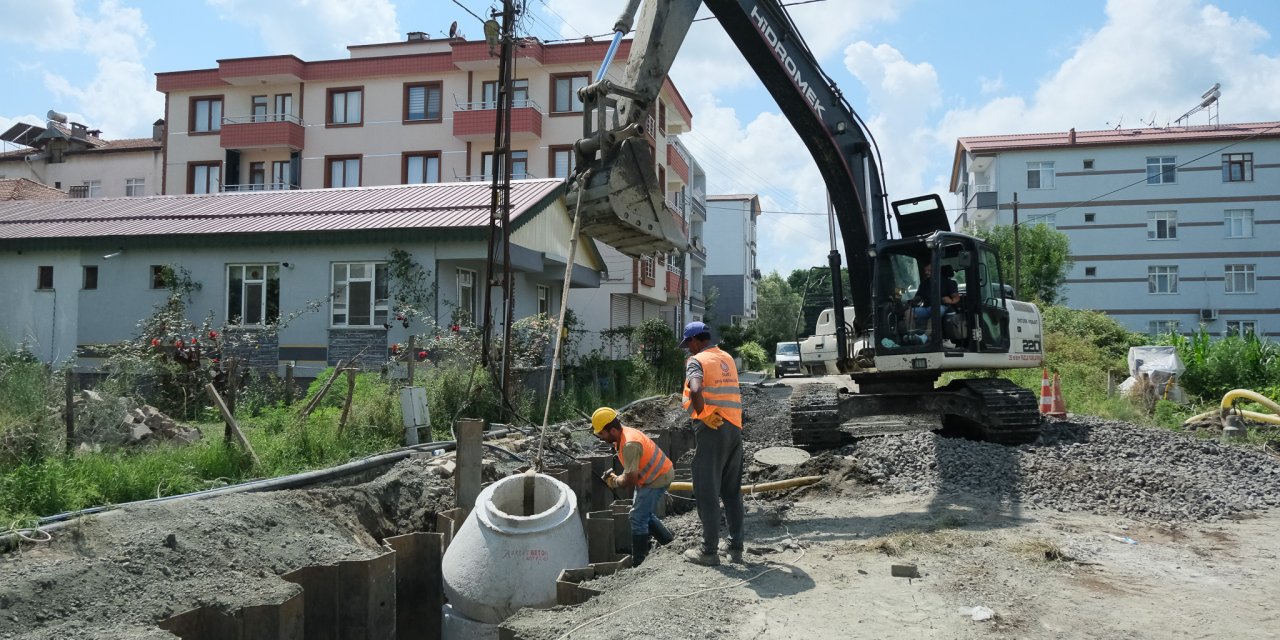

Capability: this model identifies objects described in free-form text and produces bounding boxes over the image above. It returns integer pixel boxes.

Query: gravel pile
[840,416,1280,521]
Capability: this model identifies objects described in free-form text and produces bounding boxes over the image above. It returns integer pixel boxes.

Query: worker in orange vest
[592,407,676,565]
[679,321,745,566]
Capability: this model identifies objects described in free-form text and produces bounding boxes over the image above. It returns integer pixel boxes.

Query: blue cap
[679,321,708,347]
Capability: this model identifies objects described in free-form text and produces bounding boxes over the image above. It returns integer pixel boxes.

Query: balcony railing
[454,99,542,112]
[222,182,296,192]
[667,203,688,239]
[457,172,538,182]
[453,100,543,139]
[222,114,304,125]
[689,236,706,260]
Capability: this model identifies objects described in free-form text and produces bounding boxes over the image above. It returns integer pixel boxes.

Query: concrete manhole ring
[752,446,811,467]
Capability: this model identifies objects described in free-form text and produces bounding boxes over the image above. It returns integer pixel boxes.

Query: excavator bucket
[566,137,686,258]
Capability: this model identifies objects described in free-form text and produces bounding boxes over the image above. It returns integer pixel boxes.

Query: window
[404,82,443,122]
[481,151,529,180]
[550,146,575,179]
[457,268,477,324]
[327,87,363,126]
[403,152,441,184]
[249,162,265,190]
[189,162,221,194]
[1084,267,1096,277]
[190,96,223,133]
[1032,213,1056,227]
[551,74,589,113]
[37,266,53,290]
[125,178,145,197]
[1147,320,1180,336]
[227,265,280,326]
[537,285,551,316]
[1225,264,1255,294]
[252,95,269,122]
[1226,320,1257,337]
[332,262,389,327]
[1026,161,1055,189]
[1146,156,1176,184]
[1084,212,1096,223]
[482,79,529,109]
[83,180,101,198]
[83,265,98,290]
[150,265,170,290]
[271,161,291,190]
[1083,159,1094,170]
[274,93,293,121]
[326,156,361,188]
[658,100,667,135]
[1225,209,1254,238]
[1147,211,1177,240]
[640,256,656,285]
[1148,265,1178,294]
[1222,153,1253,182]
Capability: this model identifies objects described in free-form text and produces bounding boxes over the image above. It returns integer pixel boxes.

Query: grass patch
[856,529,977,556]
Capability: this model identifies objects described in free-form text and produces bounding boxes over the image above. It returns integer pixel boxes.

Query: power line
[450,0,487,25]
[537,0,830,43]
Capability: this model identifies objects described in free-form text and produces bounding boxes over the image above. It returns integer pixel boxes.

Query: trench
[153,425,698,640]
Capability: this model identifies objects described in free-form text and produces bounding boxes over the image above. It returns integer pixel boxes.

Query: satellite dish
[449,21,458,38]
[1201,83,1221,99]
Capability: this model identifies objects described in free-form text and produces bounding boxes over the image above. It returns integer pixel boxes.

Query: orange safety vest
[681,346,743,429]
[615,426,673,487]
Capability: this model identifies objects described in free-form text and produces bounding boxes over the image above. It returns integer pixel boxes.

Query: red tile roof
[0,179,564,240]
[0,178,69,201]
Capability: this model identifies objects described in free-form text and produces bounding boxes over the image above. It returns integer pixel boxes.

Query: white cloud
[979,74,1003,95]
[0,0,79,48]
[206,0,400,59]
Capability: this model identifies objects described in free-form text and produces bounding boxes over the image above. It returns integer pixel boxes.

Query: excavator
[567,0,1045,448]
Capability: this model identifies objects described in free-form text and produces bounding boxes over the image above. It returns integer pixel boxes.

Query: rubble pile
[66,390,202,450]
[845,415,1280,521]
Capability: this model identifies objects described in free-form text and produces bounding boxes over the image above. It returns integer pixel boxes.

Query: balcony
[689,236,706,262]
[689,197,706,222]
[667,203,688,240]
[222,182,297,192]
[962,184,998,225]
[666,144,689,184]
[452,100,543,141]
[665,266,687,301]
[220,114,305,150]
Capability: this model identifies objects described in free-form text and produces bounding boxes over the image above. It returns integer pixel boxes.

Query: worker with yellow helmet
[591,407,676,565]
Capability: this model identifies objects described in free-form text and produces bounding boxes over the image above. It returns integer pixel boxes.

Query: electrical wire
[450,0,487,25]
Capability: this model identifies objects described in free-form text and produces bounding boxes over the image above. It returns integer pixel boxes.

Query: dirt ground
[3,384,1280,639]
[504,490,1280,640]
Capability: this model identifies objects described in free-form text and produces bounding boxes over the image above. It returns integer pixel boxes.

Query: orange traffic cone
[1047,372,1067,419]
[1038,368,1053,415]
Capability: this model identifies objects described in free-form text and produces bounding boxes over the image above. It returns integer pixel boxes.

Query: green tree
[786,266,852,338]
[753,272,802,354]
[973,223,1073,305]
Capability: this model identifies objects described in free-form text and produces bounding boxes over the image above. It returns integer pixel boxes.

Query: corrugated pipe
[1183,389,1280,427]
[1,427,514,553]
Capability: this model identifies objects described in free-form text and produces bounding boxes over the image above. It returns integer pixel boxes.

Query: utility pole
[480,0,519,418]
[1012,192,1021,298]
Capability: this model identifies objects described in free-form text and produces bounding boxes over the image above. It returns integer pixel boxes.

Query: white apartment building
[0,118,163,198]
[704,194,761,325]
[156,34,705,347]
[950,122,1280,337]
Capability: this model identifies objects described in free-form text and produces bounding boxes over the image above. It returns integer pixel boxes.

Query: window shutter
[427,87,441,119]
[408,86,426,119]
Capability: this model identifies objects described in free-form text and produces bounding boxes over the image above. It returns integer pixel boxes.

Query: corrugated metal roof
[0,179,565,240]
[958,121,1280,153]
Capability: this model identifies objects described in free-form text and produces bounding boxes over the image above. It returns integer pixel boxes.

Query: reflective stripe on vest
[616,426,673,486]
[681,346,743,428]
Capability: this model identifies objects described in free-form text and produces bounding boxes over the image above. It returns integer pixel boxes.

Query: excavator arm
[568,0,887,345]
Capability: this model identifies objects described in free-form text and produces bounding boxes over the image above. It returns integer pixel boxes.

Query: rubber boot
[631,534,653,566]
[649,519,675,546]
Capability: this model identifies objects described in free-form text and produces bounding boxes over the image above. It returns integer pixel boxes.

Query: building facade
[950,122,1280,337]
[0,180,602,369]
[0,119,163,198]
[703,194,761,325]
[156,34,702,347]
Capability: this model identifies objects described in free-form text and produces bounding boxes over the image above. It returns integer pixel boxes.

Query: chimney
[407,31,427,41]
[152,119,166,142]
[1068,127,1076,145]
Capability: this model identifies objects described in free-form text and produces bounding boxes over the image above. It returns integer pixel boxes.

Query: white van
[774,341,801,378]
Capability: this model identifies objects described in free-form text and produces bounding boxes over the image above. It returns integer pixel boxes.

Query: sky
[3,0,1280,276]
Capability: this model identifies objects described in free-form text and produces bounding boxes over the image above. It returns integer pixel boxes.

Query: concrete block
[891,563,919,578]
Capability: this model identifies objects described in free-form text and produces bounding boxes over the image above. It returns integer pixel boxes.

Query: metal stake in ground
[536,172,588,471]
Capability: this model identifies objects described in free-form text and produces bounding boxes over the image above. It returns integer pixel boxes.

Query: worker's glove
[703,413,725,429]
[605,472,621,489]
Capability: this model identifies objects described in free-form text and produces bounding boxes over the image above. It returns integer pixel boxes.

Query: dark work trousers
[691,418,744,555]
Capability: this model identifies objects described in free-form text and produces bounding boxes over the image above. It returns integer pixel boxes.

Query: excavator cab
[873,233,1011,357]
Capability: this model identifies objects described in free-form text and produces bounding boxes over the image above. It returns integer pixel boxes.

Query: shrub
[1166,330,1280,402]
[736,341,769,371]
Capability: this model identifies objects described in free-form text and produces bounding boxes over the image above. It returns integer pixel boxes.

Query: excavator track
[789,377,1043,450]
[939,377,1043,445]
